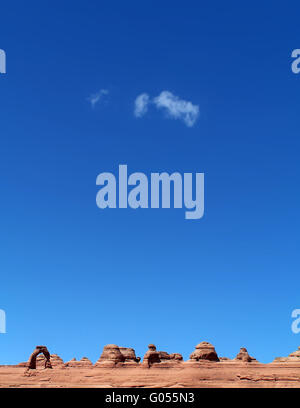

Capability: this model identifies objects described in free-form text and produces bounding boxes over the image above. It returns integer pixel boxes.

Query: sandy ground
[1,362,300,388]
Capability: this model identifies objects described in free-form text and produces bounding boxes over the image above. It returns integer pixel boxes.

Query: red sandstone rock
[79,357,93,367]
[95,344,125,367]
[119,347,140,363]
[169,353,183,361]
[27,346,52,369]
[273,346,300,362]
[142,345,184,367]
[64,357,77,366]
[143,344,161,367]
[17,362,28,367]
[157,351,183,362]
[2,363,300,387]
[158,351,171,361]
[219,357,231,362]
[142,345,183,367]
[36,353,64,368]
[4,343,300,388]
[65,357,93,368]
[189,341,219,362]
[235,347,257,363]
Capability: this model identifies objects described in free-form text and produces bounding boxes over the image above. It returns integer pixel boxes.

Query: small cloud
[87,89,108,109]
[134,90,199,127]
[153,91,199,127]
[134,93,150,117]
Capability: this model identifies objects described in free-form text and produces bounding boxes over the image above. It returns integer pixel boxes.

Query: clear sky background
[0,1,300,364]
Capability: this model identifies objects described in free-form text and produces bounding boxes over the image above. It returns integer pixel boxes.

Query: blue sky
[0,1,300,364]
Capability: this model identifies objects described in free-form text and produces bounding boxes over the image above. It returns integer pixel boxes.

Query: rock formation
[27,346,52,369]
[65,357,93,368]
[234,347,257,362]
[5,342,300,388]
[64,357,77,367]
[157,351,170,361]
[17,361,29,367]
[143,344,161,367]
[95,345,142,367]
[119,347,140,363]
[273,346,300,362]
[157,351,183,361]
[37,353,64,368]
[189,341,219,362]
[95,344,126,367]
[169,353,183,361]
[142,345,183,367]
[219,357,231,362]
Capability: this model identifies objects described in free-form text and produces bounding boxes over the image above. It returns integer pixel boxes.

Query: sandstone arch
[27,346,52,369]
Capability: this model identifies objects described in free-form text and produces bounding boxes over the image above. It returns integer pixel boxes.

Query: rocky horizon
[6,342,300,368]
[1,342,300,388]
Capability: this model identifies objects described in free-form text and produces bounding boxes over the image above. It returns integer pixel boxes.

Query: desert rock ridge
[1,342,300,388]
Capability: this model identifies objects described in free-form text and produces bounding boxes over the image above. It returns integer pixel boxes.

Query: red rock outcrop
[65,357,93,368]
[36,353,64,368]
[169,353,183,361]
[273,346,300,362]
[143,344,161,367]
[189,341,219,362]
[157,351,183,362]
[5,342,300,388]
[234,347,257,362]
[17,361,28,367]
[219,357,231,362]
[119,347,140,363]
[143,344,183,367]
[158,351,170,361]
[142,345,183,367]
[64,357,77,367]
[3,363,300,387]
[95,345,142,367]
[95,344,126,367]
[27,346,52,369]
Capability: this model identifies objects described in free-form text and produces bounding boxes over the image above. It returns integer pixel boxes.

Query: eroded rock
[273,346,300,362]
[189,341,219,362]
[37,353,64,368]
[143,344,161,367]
[65,357,93,367]
[119,347,140,363]
[235,347,257,363]
[95,344,125,367]
[27,346,52,370]
[169,353,183,361]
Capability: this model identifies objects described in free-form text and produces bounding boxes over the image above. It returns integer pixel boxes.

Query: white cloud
[87,89,108,108]
[153,91,199,127]
[134,93,150,117]
[134,90,199,127]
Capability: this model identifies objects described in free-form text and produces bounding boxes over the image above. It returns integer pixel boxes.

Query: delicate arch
[28,346,52,369]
